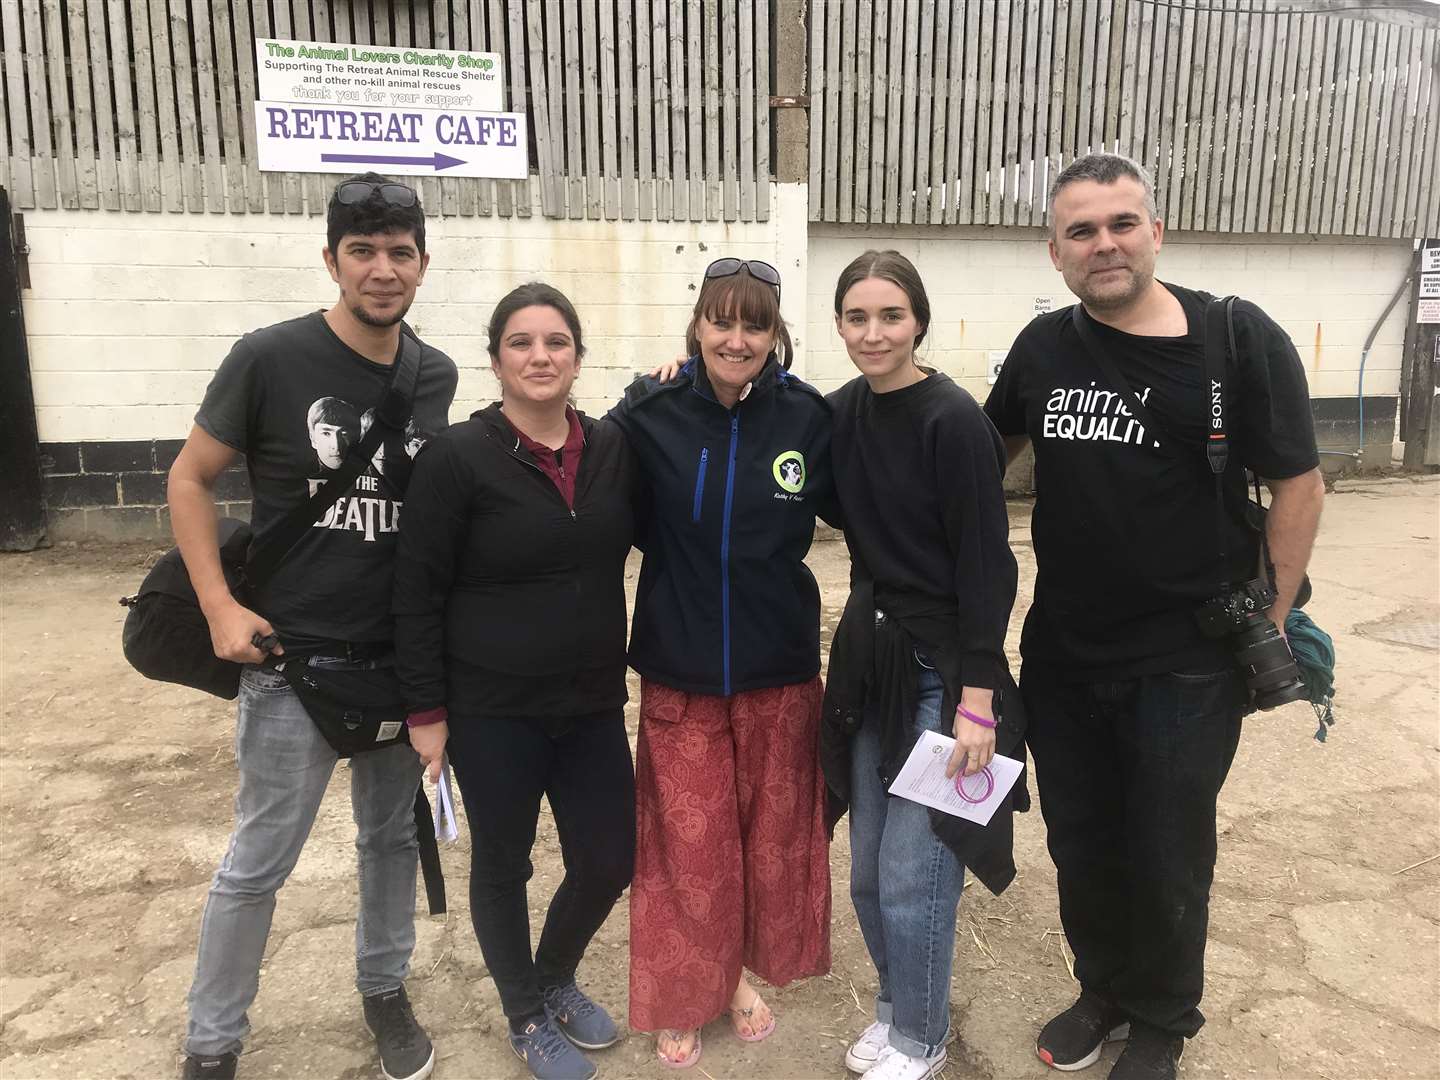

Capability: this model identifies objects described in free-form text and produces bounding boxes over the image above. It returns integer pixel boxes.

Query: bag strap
[1070,300,1238,591]
[1219,298,1282,592]
[1068,305,1177,450]
[414,787,446,915]
[245,329,423,591]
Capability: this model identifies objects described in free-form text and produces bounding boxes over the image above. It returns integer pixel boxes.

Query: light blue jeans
[185,660,423,1056]
[849,663,966,1059]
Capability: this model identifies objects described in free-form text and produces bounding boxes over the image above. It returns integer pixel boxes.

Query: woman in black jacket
[393,283,638,1080]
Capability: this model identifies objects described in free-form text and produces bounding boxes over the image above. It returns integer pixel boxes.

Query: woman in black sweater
[821,251,1022,1080]
[393,283,638,1080]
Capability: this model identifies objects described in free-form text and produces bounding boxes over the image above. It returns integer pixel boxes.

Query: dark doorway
[0,188,46,551]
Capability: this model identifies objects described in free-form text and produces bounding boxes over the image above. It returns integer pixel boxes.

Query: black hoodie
[392,404,638,720]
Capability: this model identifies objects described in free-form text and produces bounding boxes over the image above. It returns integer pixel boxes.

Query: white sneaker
[861,1045,948,1080]
[845,1021,892,1073]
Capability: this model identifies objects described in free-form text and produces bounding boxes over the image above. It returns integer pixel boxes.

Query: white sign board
[1033,296,1055,317]
[255,102,528,179]
[987,350,1008,385]
[1421,273,1440,300]
[256,38,503,112]
[1418,298,1440,324]
[1423,247,1440,274]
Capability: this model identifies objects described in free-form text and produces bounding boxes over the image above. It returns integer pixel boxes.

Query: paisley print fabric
[628,676,832,1032]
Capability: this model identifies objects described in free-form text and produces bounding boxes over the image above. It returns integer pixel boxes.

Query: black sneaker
[1107,1023,1183,1080]
[1037,990,1130,1071]
[181,1052,237,1080]
[363,986,436,1080]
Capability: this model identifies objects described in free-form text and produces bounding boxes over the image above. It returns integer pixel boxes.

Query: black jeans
[447,708,636,1021]
[1022,665,1246,1038]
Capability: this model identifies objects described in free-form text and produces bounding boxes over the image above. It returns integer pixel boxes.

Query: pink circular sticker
[953,766,996,804]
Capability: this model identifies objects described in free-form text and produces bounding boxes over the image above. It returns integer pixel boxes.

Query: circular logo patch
[772,450,806,493]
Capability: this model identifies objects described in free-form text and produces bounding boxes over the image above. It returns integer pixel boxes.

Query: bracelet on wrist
[956,704,996,729]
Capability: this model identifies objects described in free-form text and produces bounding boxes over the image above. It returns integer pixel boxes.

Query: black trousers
[1021,665,1246,1038]
[447,708,636,1021]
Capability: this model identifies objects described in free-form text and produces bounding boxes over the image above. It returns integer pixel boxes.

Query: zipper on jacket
[504,436,577,520]
[720,412,739,696]
[691,447,709,523]
[555,449,576,518]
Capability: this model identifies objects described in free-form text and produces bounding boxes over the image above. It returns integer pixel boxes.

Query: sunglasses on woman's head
[702,258,782,305]
[334,180,419,208]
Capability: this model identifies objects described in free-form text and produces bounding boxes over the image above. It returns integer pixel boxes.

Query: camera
[1195,579,1307,710]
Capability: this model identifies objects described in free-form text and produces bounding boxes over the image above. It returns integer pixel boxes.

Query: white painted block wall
[21,184,811,442]
[804,225,1412,408]
[21,195,1410,445]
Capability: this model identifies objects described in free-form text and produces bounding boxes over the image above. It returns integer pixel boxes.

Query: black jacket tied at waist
[821,576,1030,897]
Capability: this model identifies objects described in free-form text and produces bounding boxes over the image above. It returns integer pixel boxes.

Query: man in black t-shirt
[167,175,457,1080]
[985,154,1324,1080]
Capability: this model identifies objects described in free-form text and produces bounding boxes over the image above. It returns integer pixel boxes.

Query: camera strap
[1202,297,1236,592]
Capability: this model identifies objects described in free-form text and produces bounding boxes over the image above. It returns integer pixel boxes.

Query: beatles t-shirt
[196,311,458,646]
[984,283,1319,678]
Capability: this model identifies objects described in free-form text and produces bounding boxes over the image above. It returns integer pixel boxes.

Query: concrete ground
[1,475,1436,1080]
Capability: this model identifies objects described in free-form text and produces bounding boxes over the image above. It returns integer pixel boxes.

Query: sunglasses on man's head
[703,258,782,305]
[334,180,418,208]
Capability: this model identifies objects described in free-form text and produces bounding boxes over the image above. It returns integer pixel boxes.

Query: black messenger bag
[121,517,255,699]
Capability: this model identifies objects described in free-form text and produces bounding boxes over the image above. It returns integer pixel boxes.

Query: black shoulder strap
[1069,305,1175,450]
[1071,299,1241,591]
[245,331,423,590]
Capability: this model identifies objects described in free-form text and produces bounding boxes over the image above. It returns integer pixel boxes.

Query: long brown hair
[685,266,795,369]
[832,249,931,349]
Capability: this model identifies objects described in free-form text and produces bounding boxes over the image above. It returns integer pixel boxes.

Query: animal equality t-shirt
[196,311,458,648]
[983,283,1319,679]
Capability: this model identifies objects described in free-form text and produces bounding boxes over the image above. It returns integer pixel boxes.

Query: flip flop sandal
[728,994,777,1043]
[656,1028,702,1070]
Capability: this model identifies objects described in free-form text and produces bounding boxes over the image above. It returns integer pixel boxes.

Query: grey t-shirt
[196,311,458,647]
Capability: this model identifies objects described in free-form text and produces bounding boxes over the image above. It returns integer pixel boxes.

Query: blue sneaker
[509,1015,598,1080]
[542,981,621,1051]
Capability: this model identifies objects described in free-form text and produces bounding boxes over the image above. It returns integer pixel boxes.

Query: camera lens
[1233,614,1307,710]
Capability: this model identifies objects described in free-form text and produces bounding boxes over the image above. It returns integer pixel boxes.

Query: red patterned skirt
[628,676,832,1032]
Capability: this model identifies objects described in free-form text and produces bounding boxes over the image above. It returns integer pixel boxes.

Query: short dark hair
[832,249,932,349]
[486,282,587,361]
[326,172,426,256]
[685,264,794,369]
[1048,153,1158,227]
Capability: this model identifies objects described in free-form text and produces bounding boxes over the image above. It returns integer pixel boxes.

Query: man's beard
[1072,263,1148,314]
[350,297,411,328]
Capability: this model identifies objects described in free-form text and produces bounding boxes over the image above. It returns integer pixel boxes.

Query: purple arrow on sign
[320,151,466,172]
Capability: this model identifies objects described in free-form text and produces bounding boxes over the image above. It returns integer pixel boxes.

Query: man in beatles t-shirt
[166,175,457,1080]
[986,153,1324,1080]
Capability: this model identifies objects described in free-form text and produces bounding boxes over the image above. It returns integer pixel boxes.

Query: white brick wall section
[805,227,1412,403]
[21,188,1406,443]
[22,183,809,443]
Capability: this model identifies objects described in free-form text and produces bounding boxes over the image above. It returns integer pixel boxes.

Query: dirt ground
[1,476,1437,1080]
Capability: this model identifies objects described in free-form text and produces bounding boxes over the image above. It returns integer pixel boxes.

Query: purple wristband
[956,704,996,729]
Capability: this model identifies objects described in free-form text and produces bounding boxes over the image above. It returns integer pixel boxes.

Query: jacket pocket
[691,446,709,523]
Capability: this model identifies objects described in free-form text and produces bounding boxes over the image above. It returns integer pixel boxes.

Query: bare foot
[656,1028,701,1065]
[727,978,775,1040]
